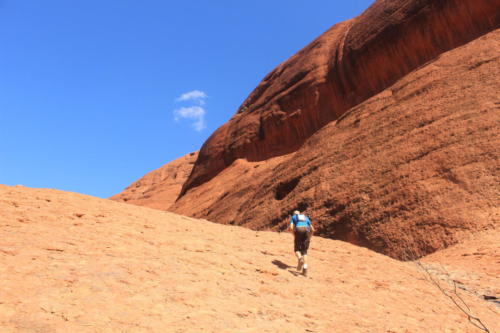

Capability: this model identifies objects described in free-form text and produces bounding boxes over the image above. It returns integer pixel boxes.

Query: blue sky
[0,0,373,198]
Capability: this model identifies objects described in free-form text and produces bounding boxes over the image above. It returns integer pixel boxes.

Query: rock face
[172,29,500,259]
[181,0,500,195]
[110,151,197,210]
[1,184,499,332]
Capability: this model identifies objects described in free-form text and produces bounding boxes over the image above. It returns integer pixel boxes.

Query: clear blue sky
[0,0,373,198]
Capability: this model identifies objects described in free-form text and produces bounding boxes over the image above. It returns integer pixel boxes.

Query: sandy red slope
[171,28,500,260]
[1,185,498,332]
[110,151,198,210]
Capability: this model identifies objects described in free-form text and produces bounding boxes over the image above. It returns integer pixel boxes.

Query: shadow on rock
[271,259,293,270]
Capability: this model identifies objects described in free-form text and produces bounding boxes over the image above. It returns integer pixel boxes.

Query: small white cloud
[173,90,208,131]
[176,90,208,105]
[174,106,206,131]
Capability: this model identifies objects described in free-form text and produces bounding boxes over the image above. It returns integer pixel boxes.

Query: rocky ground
[1,185,498,332]
[421,230,499,304]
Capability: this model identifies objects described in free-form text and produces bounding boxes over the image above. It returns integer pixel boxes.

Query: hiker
[289,210,315,276]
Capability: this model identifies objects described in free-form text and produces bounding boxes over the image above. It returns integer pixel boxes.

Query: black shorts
[294,226,312,255]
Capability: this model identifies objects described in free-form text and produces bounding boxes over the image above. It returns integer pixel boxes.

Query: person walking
[289,210,314,276]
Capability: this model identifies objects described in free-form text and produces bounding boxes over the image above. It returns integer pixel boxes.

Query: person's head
[293,210,300,215]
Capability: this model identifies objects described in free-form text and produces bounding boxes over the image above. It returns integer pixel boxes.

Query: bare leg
[295,251,303,271]
[295,251,302,259]
[302,254,308,276]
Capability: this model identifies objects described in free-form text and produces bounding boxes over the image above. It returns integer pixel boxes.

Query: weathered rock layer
[182,0,500,195]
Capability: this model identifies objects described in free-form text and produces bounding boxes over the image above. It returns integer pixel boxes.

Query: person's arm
[289,216,295,231]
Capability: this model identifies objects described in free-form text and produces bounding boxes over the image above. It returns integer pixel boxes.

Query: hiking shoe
[302,268,308,277]
[297,258,304,272]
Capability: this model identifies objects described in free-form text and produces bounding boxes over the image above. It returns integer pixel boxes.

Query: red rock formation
[110,151,197,210]
[172,29,500,259]
[113,0,499,259]
[181,0,500,195]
